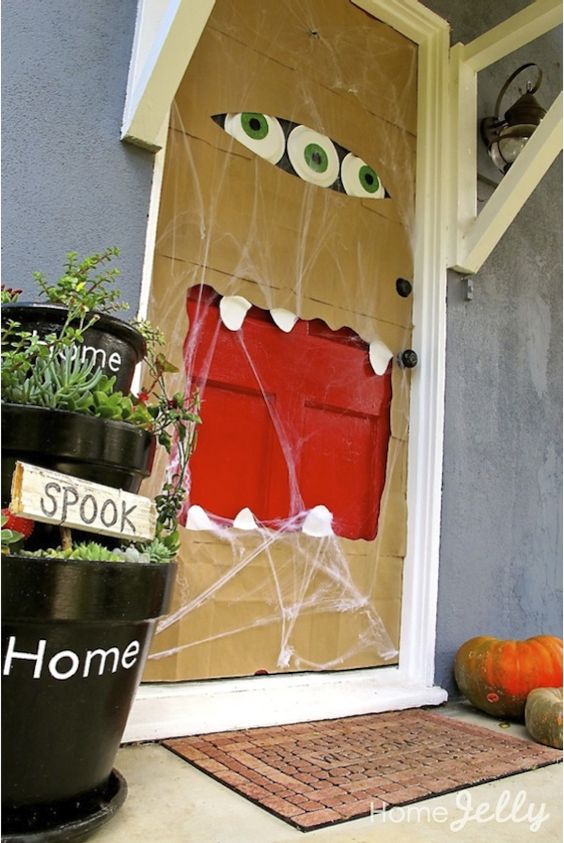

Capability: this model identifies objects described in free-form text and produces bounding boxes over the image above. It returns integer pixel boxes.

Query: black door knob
[398,349,418,369]
[396,278,413,298]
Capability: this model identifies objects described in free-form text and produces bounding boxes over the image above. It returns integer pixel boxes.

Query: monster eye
[213,113,389,199]
[224,112,285,164]
[340,153,385,199]
[287,125,339,188]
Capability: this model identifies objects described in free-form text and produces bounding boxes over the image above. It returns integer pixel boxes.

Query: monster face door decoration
[181,117,394,539]
[147,0,417,681]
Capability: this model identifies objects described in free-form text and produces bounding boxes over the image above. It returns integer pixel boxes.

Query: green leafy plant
[22,536,182,565]
[24,542,124,562]
[2,249,201,564]
[33,247,127,315]
[142,537,179,565]
[2,248,127,403]
[1,515,23,555]
[5,347,104,411]
[1,286,22,303]
[133,320,200,552]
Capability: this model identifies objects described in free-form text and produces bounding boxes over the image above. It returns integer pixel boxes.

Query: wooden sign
[10,462,156,542]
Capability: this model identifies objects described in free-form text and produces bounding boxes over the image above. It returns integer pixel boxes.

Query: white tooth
[186,505,213,531]
[302,505,334,537]
[232,507,259,530]
[219,295,252,331]
[270,308,298,333]
[369,340,393,376]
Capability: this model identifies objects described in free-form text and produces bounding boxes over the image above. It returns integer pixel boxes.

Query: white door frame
[122,0,450,741]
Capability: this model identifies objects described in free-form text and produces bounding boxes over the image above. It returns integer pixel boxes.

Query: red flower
[138,389,150,404]
[2,509,34,539]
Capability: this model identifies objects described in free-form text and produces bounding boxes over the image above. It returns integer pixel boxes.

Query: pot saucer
[1,769,127,843]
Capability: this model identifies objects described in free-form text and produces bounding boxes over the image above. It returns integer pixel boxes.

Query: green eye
[341,153,385,199]
[287,125,339,188]
[241,113,269,140]
[358,165,380,194]
[304,143,329,174]
[224,112,285,164]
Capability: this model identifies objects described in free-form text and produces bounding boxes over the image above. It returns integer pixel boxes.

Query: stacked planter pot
[1,306,176,842]
[1,303,153,507]
[2,302,146,392]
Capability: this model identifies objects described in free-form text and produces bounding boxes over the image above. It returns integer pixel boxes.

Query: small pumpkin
[454,635,563,720]
[525,687,563,749]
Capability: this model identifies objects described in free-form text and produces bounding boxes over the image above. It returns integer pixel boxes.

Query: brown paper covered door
[142,0,417,681]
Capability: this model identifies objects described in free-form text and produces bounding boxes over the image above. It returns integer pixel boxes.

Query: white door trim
[122,0,216,151]
[124,668,447,742]
[124,0,450,740]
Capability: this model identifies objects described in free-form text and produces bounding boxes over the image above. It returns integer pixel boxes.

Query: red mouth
[182,285,392,541]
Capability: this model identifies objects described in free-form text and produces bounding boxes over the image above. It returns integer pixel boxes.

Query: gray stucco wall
[2,0,153,306]
[2,1,562,697]
[422,0,563,696]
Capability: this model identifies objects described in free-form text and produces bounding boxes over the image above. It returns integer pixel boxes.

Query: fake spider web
[141,0,417,680]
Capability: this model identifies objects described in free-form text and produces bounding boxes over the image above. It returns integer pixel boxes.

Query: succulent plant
[1,515,24,554]
[24,542,124,562]
[4,347,104,410]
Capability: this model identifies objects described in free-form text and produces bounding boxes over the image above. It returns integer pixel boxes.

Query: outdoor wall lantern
[481,63,547,174]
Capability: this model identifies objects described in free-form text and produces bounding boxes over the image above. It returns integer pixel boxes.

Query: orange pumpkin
[454,635,563,720]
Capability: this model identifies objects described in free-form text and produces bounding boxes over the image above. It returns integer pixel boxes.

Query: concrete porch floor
[93,702,562,842]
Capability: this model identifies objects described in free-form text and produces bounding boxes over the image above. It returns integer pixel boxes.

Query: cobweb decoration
[142,0,417,679]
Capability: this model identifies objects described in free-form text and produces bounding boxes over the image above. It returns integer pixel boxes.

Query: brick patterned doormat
[162,709,562,831]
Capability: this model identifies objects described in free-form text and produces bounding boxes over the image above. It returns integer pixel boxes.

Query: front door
[143,0,417,681]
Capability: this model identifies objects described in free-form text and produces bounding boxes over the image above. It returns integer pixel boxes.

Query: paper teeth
[186,505,214,531]
[232,507,259,531]
[219,295,252,331]
[270,308,298,333]
[302,505,334,537]
[369,340,393,376]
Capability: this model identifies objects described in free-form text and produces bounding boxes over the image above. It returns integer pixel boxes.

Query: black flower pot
[2,303,146,392]
[1,554,176,840]
[1,404,156,507]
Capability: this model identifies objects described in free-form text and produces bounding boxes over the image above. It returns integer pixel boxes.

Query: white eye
[340,152,386,198]
[223,113,285,164]
[287,125,339,188]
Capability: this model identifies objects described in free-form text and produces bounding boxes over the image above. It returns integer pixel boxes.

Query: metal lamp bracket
[461,275,474,302]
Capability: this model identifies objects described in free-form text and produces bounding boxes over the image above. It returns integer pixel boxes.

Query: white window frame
[122,0,451,741]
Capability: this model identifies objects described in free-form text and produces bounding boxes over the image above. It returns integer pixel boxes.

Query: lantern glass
[489,123,537,171]
[480,64,546,174]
